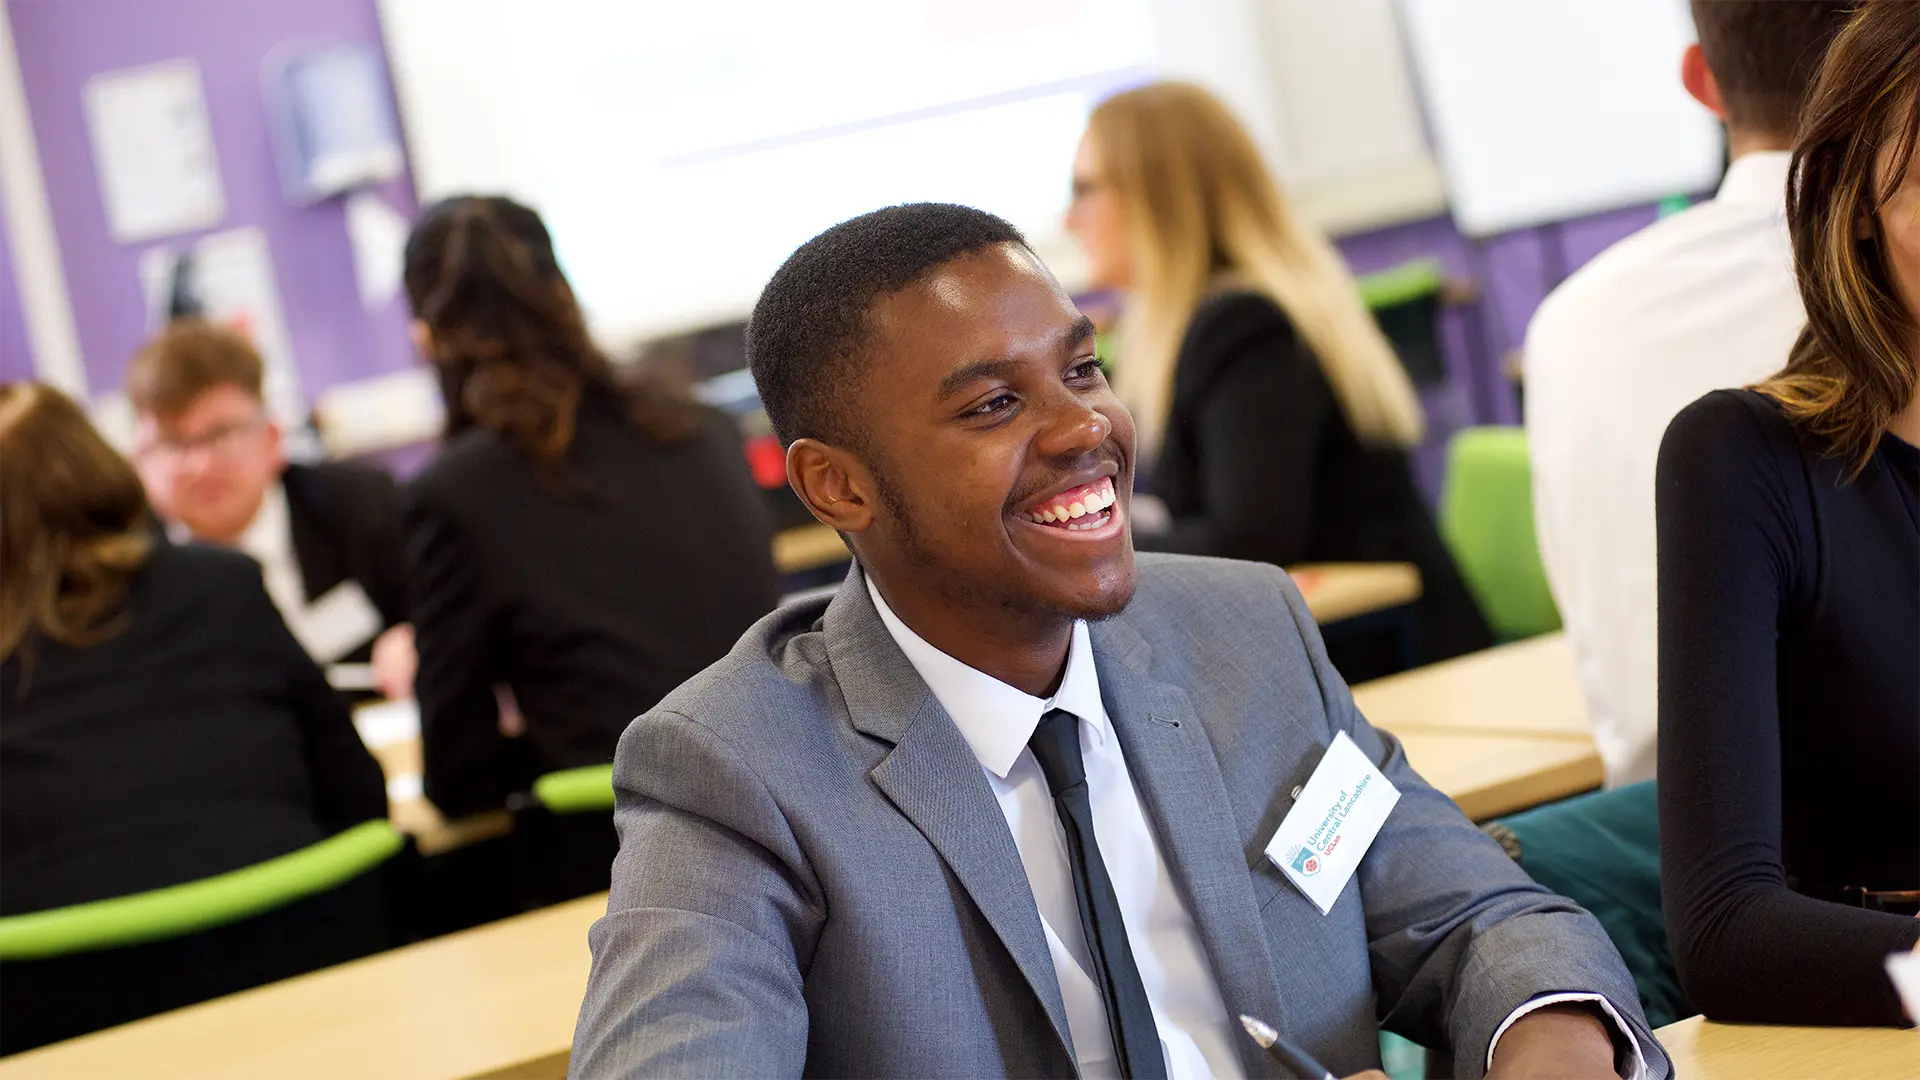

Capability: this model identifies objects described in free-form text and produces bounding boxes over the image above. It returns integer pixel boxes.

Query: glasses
[135,415,266,466]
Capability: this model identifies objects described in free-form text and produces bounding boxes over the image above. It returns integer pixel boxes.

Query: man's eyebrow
[937,358,1024,399]
[1064,314,1097,353]
[933,316,1100,399]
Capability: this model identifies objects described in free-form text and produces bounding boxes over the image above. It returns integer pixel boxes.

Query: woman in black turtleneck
[1655,0,1920,1028]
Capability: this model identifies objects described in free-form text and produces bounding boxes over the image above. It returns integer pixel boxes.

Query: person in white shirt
[125,319,417,698]
[1523,0,1855,786]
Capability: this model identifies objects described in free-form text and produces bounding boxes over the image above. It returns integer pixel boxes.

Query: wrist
[1487,1003,1622,1080]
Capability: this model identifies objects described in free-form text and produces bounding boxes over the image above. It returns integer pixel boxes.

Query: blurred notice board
[83,59,227,243]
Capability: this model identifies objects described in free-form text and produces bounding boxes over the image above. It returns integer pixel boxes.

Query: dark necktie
[1028,708,1167,1080]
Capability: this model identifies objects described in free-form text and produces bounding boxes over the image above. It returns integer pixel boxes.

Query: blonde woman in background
[1066,81,1491,670]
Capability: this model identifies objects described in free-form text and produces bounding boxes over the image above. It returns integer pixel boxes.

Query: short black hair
[1690,1,1856,140]
[747,203,1028,449]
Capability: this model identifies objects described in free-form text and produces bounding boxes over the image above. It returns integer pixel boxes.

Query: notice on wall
[138,228,305,425]
[83,59,227,243]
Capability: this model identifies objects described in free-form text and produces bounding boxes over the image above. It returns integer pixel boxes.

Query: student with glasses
[126,321,415,699]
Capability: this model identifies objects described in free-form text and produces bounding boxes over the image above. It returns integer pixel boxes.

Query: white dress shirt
[866,578,1647,1078]
[172,480,381,664]
[1524,151,1804,786]
[169,480,308,623]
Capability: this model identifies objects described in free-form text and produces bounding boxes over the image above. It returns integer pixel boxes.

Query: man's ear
[1681,44,1727,120]
[787,438,877,533]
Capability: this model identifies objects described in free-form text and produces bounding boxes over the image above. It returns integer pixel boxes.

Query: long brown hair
[402,196,697,477]
[0,383,154,667]
[1760,0,1920,474]
[1086,82,1424,459]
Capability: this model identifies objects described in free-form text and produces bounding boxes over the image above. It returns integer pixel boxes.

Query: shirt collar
[1714,150,1792,211]
[864,572,1109,779]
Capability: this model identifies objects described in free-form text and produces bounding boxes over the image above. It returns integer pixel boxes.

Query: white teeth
[1068,501,1086,518]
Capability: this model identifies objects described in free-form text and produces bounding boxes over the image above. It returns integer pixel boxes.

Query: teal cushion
[1494,782,1690,1028]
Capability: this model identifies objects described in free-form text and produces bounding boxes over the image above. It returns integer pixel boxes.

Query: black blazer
[1140,291,1492,664]
[283,461,409,660]
[0,544,388,915]
[405,392,783,817]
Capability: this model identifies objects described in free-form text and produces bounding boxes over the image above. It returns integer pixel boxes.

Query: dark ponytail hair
[402,196,697,476]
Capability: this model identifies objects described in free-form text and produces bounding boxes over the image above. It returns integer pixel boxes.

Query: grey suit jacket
[570,554,1669,1079]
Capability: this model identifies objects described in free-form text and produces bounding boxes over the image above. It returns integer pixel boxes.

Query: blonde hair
[1087,81,1424,458]
[0,383,154,667]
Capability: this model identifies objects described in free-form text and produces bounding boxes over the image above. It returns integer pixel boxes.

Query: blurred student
[401,196,780,819]
[126,320,416,698]
[0,384,389,1051]
[1526,1,1853,786]
[1657,0,1920,1026]
[1066,81,1490,667]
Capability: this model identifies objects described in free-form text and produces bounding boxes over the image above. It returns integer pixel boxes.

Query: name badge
[1264,731,1400,914]
[289,580,384,665]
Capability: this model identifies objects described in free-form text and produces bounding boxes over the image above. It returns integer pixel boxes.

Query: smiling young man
[569,205,1669,1080]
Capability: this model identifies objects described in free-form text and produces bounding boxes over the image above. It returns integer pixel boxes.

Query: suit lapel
[1091,616,1291,1079]
[824,569,1076,1060]
[280,466,345,601]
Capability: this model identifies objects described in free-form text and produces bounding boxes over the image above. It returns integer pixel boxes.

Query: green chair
[511,764,618,911]
[0,821,404,1053]
[1485,783,1691,1029]
[1437,428,1561,640]
[1358,258,1448,387]
[532,763,616,814]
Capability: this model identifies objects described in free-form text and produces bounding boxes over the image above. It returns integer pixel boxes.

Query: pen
[1238,1013,1337,1080]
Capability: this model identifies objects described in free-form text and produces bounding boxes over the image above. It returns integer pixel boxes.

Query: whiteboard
[381,0,1166,345]
[377,0,1411,345]
[1396,0,1723,238]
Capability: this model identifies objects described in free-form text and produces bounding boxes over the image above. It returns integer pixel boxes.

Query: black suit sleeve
[1656,392,1919,1025]
[320,462,411,627]
[1144,297,1332,564]
[403,484,513,817]
[349,465,410,627]
[239,560,387,830]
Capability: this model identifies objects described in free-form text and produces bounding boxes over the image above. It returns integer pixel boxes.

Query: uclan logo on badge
[1288,845,1322,877]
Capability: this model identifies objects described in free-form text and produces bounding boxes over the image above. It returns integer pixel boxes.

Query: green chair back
[0,820,404,962]
[532,763,615,815]
[1358,258,1448,388]
[1356,257,1445,311]
[1488,783,1690,1029]
[1438,427,1561,640]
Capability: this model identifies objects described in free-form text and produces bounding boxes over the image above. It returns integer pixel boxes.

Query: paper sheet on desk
[354,698,420,748]
[1887,950,1920,1021]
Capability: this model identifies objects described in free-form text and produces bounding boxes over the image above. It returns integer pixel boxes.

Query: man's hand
[371,623,417,701]
[1487,1003,1622,1079]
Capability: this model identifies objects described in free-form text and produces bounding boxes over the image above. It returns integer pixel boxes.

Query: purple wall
[4,0,1668,470]
[8,0,418,401]
[0,165,34,384]
[1334,202,1666,495]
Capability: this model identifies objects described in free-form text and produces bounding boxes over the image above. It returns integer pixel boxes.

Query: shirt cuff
[1486,992,1648,1080]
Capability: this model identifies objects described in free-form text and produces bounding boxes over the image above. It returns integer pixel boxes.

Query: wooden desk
[1289,562,1420,624]
[1352,632,1591,740]
[772,523,849,574]
[1350,634,1602,818]
[1655,1015,1920,1079]
[354,701,511,856]
[0,895,606,1080]
[1391,729,1603,821]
